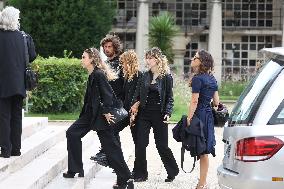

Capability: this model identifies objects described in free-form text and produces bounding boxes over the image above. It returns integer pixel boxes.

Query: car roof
[260,47,284,56]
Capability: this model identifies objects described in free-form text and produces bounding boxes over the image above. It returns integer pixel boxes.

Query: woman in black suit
[63,48,133,189]
[0,6,36,158]
[130,47,179,183]
[115,50,142,142]
[94,50,142,173]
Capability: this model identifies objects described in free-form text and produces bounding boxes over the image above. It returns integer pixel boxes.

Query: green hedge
[29,57,88,113]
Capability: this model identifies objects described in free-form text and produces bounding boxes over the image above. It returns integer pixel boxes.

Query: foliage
[149,12,179,64]
[7,0,116,58]
[29,56,88,113]
[219,81,248,98]
[25,112,79,120]
[171,74,191,122]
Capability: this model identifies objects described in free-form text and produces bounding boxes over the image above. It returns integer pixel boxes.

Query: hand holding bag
[22,31,38,91]
[109,105,128,126]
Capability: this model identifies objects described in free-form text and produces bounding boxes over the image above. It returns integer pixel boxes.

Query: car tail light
[235,136,284,162]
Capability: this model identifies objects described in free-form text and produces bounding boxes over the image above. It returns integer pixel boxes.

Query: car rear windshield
[268,98,284,124]
[228,57,284,126]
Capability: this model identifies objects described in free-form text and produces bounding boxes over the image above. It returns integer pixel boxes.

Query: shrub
[219,81,248,98]
[8,0,116,58]
[29,56,88,113]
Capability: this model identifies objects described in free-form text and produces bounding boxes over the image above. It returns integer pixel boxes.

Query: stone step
[86,128,135,189]
[44,133,101,189]
[22,117,48,140]
[0,125,66,181]
[0,130,95,189]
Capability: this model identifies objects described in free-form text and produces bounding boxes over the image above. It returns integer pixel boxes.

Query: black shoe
[134,176,148,182]
[0,153,10,158]
[165,176,175,182]
[11,151,21,156]
[96,156,109,167]
[113,179,134,189]
[62,171,84,178]
[92,149,106,161]
[130,171,135,179]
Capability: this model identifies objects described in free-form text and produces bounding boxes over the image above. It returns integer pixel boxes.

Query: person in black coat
[91,34,125,163]
[0,6,36,158]
[130,47,179,183]
[92,50,142,169]
[63,48,133,189]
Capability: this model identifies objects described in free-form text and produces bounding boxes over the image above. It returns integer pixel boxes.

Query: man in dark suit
[0,6,36,158]
[90,34,125,165]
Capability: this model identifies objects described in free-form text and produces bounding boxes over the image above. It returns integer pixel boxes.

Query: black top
[0,30,36,98]
[145,83,161,111]
[122,71,142,111]
[107,56,124,101]
[132,71,174,116]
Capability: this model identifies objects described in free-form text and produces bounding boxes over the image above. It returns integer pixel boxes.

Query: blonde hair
[145,47,170,78]
[84,48,117,81]
[119,50,139,81]
[0,6,20,31]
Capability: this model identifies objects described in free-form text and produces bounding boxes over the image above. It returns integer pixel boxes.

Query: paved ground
[83,124,224,189]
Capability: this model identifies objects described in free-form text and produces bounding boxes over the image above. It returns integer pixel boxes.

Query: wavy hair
[145,47,170,78]
[84,48,117,81]
[100,33,122,56]
[0,6,20,31]
[119,50,139,81]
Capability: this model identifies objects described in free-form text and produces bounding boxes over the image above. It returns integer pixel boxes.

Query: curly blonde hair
[145,47,170,78]
[84,48,117,81]
[119,50,139,81]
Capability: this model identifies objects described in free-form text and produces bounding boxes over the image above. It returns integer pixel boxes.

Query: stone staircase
[0,117,105,189]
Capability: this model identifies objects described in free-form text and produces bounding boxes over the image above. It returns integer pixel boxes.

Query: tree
[148,12,179,64]
[8,0,116,58]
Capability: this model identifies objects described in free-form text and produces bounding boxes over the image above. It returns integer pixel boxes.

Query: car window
[228,58,284,126]
[268,100,284,125]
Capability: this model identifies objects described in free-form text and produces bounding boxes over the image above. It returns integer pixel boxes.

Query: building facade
[112,0,283,80]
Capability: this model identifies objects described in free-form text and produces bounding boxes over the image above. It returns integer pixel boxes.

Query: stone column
[0,0,4,10]
[136,0,149,67]
[208,0,222,86]
[172,34,191,76]
[282,1,284,46]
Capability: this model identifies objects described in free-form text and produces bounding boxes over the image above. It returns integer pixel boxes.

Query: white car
[217,47,284,189]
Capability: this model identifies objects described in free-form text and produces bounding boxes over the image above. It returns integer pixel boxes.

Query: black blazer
[80,68,114,131]
[0,30,36,98]
[122,71,142,111]
[132,71,174,116]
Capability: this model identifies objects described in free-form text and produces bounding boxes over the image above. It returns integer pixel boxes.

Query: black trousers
[113,116,137,146]
[133,109,179,178]
[0,95,23,155]
[66,113,131,185]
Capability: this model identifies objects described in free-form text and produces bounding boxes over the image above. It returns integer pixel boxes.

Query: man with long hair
[91,33,125,166]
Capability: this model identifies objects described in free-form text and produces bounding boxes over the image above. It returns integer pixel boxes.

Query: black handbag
[22,31,38,91]
[212,103,229,127]
[109,106,128,126]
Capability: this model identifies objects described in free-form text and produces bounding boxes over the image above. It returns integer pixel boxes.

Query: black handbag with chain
[22,31,38,91]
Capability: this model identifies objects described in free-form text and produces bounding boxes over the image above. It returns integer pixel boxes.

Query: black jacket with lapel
[80,68,114,131]
[132,71,174,116]
[0,30,36,98]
